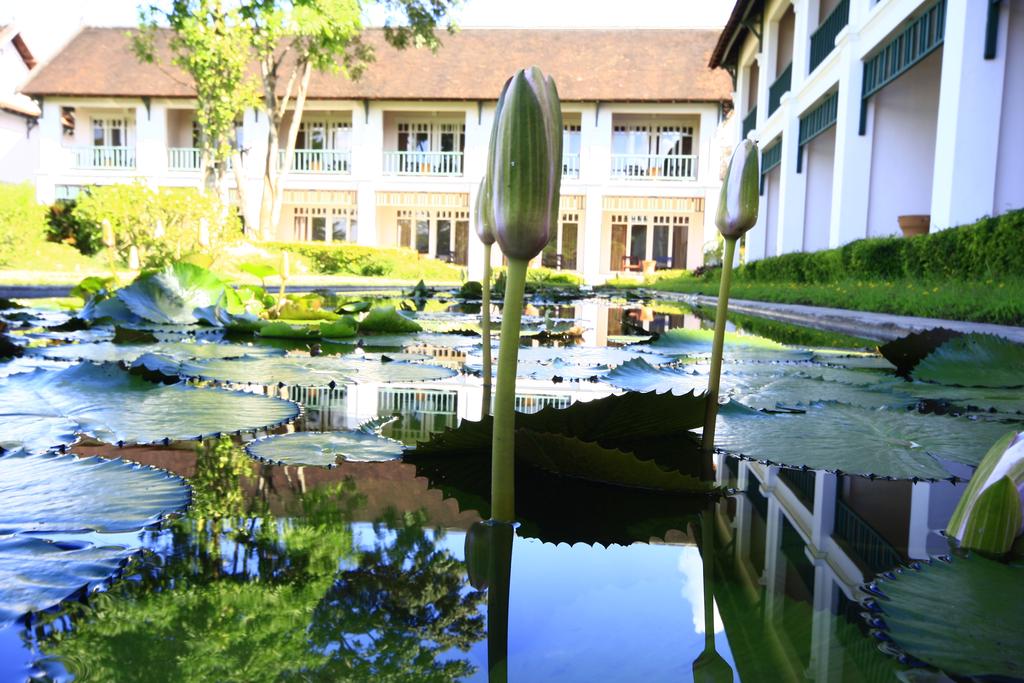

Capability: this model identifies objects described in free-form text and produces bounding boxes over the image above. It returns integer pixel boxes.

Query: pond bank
[657,292,1024,343]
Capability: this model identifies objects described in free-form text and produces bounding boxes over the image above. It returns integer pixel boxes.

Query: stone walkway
[661,293,1024,344]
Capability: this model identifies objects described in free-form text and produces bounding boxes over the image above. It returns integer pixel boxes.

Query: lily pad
[246,431,405,466]
[714,402,1023,480]
[878,328,963,377]
[912,334,1024,388]
[737,375,915,411]
[359,307,422,334]
[902,382,1024,416]
[0,363,299,452]
[29,341,284,364]
[604,358,713,395]
[636,328,812,361]
[464,345,672,374]
[178,355,456,388]
[115,263,235,325]
[867,554,1024,678]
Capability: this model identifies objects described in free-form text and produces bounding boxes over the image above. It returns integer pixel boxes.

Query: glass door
[610,224,627,271]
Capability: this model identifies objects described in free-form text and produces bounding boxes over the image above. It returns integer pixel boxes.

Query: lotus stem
[491,256,528,522]
[487,521,514,683]
[702,237,737,453]
[481,242,493,417]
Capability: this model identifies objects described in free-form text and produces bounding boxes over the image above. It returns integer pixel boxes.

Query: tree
[135,0,259,206]
[240,0,457,239]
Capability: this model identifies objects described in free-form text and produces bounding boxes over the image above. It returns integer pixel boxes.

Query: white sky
[3,0,733,67]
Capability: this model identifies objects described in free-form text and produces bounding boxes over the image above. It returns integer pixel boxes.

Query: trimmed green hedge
[262,241,464,281]
[736,209,1024,283]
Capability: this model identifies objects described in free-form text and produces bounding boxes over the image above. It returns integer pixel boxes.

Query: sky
[3,0,733,67]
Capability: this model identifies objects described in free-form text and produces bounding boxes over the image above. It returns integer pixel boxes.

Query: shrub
[0,182,48,266]
[262,242,395,277]
[46,199,103,255]
[71,183,240,268]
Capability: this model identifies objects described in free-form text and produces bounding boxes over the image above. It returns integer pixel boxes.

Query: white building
[0,24,40,184]
[21,27,735,283]
[711,0,1024,261]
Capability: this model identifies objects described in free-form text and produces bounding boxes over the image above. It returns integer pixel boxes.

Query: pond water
[0,294,1016,681]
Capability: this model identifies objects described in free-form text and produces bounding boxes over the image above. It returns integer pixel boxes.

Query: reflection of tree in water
[307,509,486,682]
[31,438,485,682]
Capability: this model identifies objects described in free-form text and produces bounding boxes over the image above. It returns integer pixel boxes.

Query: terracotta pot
[898,214,930,237]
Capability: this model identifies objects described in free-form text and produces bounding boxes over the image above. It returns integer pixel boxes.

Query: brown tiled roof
[709,0,762,70]
[22,26,732,102]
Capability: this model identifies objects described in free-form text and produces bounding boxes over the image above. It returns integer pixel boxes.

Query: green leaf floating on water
[0,363,299,452]
[715,402,1024,480]
[178,354,456,387]
[115,262,237,325]
[878,328,963,377]
[635,328,813,361]
[868,554,1024,679]
[29,341,284,364]
[911,334,1024,388]
[246,431,405,466]
[359,306,422,334]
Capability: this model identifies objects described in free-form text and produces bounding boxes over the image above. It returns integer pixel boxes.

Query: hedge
[261,241,464,281]
[735,209,1024,284]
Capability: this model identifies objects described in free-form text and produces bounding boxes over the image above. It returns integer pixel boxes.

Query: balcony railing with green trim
[768,63,792,116]
[834,499,904,574]
[759,136,783,193]
[779,468,816,508]
[860,0,946,133]
[742,106,758,138]
[809,0,850,73]
[797,91,839,171]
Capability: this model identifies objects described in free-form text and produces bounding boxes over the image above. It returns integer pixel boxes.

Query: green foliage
[46,199,103,255]
[72,184,240,268]
[0,182,48,266]
[261,241,463,281]
[911,334,1024,388]
[190,436,252,521]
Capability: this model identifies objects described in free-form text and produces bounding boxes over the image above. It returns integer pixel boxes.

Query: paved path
[659,293,1024,344]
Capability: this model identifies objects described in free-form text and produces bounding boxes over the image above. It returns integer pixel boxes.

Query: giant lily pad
[737,375,915,411]
[911,334,1024,388]
[0,363,299,453]
[178,354,456,388]
[464,345,672,374]
[634,328,812,361]
[714,402,1023,480]
[867,554,1024,678]
[29,341,284,364]
[246,431,405,466]
[878,328,963,377]
[115,263,237,325]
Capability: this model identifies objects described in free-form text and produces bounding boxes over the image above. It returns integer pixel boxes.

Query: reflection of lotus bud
[475,177,495,246]
[279,250,290,280]
[153,219,165,239]
[715,139,760,239]
[490,66,562,260]
[947,431,1024,554]
[102,219,116,249]
[464,519,515,590]
[198,218,210,248]
[128,245,140,270]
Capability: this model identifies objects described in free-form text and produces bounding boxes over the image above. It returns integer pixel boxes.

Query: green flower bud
[475,177,495,245]
[490,66,563,260]
[464,519,515,590]
[715,139,760,239]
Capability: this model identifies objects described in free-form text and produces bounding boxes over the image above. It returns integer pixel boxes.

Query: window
[398,122,431,152]
[297,118,351,150]
[292,205,356,243]
[397,209,470,265]
[542,211,580,271]
[92,118,127,147]
[609,213,689,270]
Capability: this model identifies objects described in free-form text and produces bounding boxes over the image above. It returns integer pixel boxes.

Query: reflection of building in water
[715,455,964,681]
[290,385,349,432]
[403,342,468,369]
[378,387,460,444]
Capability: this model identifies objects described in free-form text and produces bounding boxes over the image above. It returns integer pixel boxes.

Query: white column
[135,102,166,182]
[762,486,786,620]
[35,101,64,203]
[810,471,837,551]
[580,103,610,284]
[827,27,872,247]
[354,104,384,246]
[243,106,269,232]
[466,104,494,281]
[791,0,812,91]
[774,108,806,254]
[930,0,1009,229]
[696,105,719,185]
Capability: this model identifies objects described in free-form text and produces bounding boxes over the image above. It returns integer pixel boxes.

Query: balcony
[834,499,903,574]
[768,64,792,117]
[809,0,850,73]
[610,154,696,180]
[70,146,135,170]
[742,107,757,138]
[382,151,463,177]
[280,148,351,173]
[562,153,580,179]
[168,147,201,171]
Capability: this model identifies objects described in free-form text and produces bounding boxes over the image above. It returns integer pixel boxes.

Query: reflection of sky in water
[677,546,724,635]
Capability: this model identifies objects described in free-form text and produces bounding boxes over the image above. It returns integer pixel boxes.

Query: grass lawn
[611,271,1024,326]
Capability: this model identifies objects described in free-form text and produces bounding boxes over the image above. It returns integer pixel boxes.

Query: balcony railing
[779,468,816,508]
[382,151,463,176]
[71,146,135,170]
[768,63,792,117]
[742,106,757,138]
[834,499,904,574]
[610,154,696,180]
[809,0,850,73]
[168,147,201,171]
[562,153,580,179]
[280,148,351,173]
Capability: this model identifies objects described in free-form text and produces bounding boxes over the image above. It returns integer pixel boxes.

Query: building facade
[22,27,733,283]
[0,25,40,184]
[711,0,1024,262]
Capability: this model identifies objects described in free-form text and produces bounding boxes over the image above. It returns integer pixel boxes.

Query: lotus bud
[474,177,495,246]
[101,219,116,249]
[153,219,165,239]
[490,66,563,261]
[198,218,210,248]
[279,250,290,281]
[128,245,140,271]
[715,139,760,239]
[947,431,1024,554]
